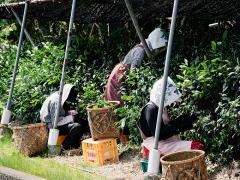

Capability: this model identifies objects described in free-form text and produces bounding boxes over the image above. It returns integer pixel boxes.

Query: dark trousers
[58,123,83,149]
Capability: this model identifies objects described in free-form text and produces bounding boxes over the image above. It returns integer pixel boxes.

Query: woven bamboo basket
[11,123,48,156]
[160,150,208,180]
[87,101,120,140]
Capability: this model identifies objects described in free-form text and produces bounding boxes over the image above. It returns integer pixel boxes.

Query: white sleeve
[49,101,74,127]
[57,115,74,126]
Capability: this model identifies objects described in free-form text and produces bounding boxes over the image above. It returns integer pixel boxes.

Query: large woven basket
[87,101,120,140]
[11,123,48,156]
[160,150,208,180]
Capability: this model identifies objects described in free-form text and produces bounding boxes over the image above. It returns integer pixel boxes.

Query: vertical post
[124,0,151,58]
[153,0,179,149]
[147,0,179,174]
[1,0,30,125]
[52,0,77,129]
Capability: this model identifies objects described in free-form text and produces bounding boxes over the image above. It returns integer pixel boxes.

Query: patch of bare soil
[52,145,145,180]
[52,146,240,180]
[95,145,144,180]
[209,161,240,180]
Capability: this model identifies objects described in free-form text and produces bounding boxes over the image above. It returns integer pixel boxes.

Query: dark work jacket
[138,102,195,141]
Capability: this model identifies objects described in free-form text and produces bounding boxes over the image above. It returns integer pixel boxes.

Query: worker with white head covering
[105,28,168,105]
[123,28,168,72]
[138,77,205,159]
[40,84,83,149]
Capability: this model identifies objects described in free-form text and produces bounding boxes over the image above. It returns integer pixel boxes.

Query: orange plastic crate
[82,138,119,166]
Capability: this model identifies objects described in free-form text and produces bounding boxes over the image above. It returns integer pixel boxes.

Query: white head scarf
[147,28,168,50]
[61,84,75,106]
[150,77,181,107]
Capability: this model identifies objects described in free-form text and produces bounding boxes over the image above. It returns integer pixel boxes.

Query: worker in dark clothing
[138,77,205,158]
[40,84,83,149]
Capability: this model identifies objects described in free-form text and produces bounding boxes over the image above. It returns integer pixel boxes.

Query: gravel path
[52,146,240,180]
[0,166,47,180]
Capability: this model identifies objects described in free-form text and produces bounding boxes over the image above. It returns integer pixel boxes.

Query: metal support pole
[10,7,35,47]
[53,0,77,129]
[153,0,179,149]
[124,0,151,58]
[5,0,30,110]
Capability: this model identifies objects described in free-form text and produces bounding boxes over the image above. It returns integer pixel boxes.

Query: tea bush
[0,101,3,116]
[174,33,240,160]
[116,28,240,160]
[0,22,138,124]
[0,42,65,123]
[0,19,239,160]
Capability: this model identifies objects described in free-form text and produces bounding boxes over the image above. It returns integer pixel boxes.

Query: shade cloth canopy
[0,0,240,23]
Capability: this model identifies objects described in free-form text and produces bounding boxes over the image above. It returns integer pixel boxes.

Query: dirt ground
[209,161,240,180]
[53,145,145,180]
[52,146,240,180]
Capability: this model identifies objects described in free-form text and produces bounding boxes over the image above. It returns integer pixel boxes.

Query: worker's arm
[130,47,145,72]
[122,46,145,72]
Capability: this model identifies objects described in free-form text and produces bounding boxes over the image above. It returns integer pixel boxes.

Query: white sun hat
[150,77,182,107]
[147,28,168,50]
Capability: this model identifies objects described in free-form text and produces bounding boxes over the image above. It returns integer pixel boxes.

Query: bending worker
[40,84,83,150]
[104,28,168,105]
[138,77,205,158]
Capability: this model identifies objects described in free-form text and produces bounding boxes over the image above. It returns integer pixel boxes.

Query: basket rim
[11,123,47,130]
[160,150,205,165]
[87,101,120,111]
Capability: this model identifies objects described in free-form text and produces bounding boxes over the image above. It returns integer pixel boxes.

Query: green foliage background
[0,18,239,160]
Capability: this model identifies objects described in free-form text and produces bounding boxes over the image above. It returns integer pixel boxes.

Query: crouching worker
[40,84,83,150]
[104,28,168,105]
[104,28,167,142]
[137,77,204,159]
